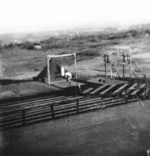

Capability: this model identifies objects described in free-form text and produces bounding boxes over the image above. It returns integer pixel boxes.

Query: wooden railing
[0,95,138,130]
[0,83,149,130]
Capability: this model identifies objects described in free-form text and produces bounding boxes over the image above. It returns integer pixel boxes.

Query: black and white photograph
[0,0,150,155]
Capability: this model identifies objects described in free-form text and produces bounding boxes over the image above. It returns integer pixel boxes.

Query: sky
[0,0,150,34]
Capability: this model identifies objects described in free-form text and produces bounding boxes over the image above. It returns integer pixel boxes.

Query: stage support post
[47,57,51,85]
[74,53,77,79]
[105,63,107,78]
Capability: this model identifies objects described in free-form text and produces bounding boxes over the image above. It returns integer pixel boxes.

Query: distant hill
[0,23,150,46]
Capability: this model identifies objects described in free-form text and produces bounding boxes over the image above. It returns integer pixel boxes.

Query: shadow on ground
[0,78,33,85]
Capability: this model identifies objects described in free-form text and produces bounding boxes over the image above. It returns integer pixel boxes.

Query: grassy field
[1,28,150,78]
[0,28,150,100]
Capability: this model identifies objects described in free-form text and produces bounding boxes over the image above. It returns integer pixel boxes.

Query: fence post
[50,104,55,119]
[101,98,104,108]
[22,110,25,125]
[76,99,79,113]
[125,89,128,104]
[144,86,147,99]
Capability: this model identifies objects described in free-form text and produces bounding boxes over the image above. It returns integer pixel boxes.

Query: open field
[1,28,150,79]
[0,27,150,100]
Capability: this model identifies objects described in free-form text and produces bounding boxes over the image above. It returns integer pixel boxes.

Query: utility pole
[103,54,107,78]
[122,51,126,79]
[103,53,111,78]
[126,54,132,83]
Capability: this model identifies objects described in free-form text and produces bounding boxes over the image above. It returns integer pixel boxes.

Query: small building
[34,45,42,50]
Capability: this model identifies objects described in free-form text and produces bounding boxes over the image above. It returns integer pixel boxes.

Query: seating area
[0,78,149,130]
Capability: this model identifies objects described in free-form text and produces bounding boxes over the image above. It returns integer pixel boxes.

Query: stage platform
[87,77,128,86]
[50,77,128,90]
[50,79,85,89]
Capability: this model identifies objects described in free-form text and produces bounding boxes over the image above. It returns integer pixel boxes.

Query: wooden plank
[47,53,75,58]
[22,110,25,125]
[24,96,83,110]
[90,84,109,95]
[0,118,23,128]
[82,88,94,94]
[0,96,83,114]
[50,105,55,118]
[0,96,74,113]
[130,84,146,96]
[76,99,79,113]
[122,83,138,95]
[112,83,128,95]
[127,83,138,91]
[102,98,138,108]
[78,99,126,112]
[100,84,117,95]
[0,95,65,110]
[140,87,150,97]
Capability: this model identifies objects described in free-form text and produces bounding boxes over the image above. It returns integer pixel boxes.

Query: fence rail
[0,95,138,130]
[1,83,149,130]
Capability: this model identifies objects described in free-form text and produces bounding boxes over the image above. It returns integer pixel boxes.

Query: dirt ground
[1,99,150,156]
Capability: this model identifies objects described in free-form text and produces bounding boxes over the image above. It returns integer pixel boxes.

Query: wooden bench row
[81,83,148,97]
